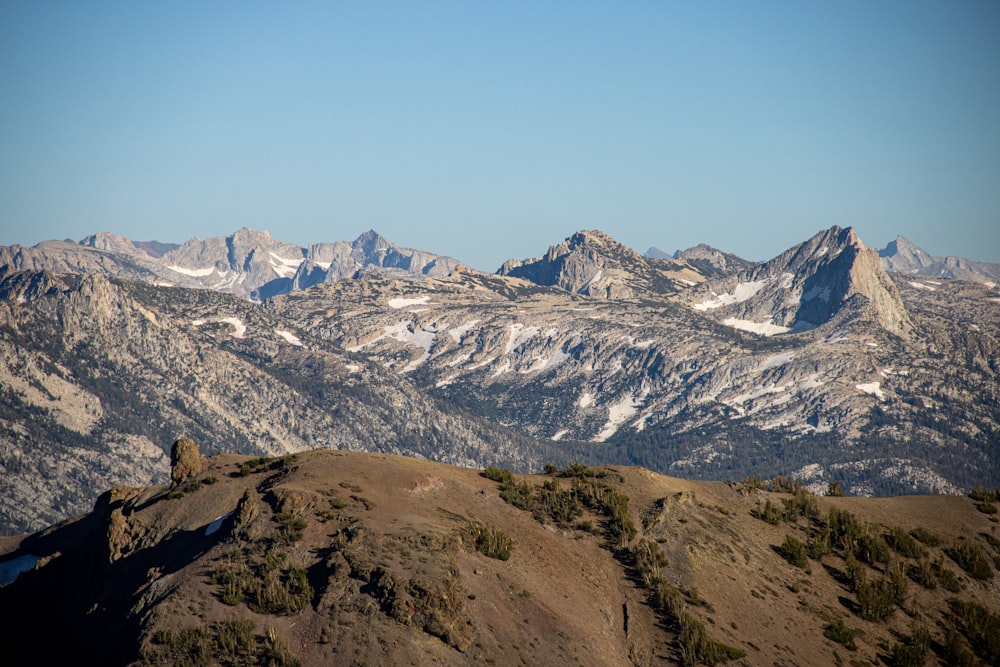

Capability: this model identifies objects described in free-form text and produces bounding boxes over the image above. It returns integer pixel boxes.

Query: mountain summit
[685,226,913,337]
[498,229,708,298]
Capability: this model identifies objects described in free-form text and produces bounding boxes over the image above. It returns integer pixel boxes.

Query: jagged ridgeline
[1,225,999,536]
[1,449,998,666]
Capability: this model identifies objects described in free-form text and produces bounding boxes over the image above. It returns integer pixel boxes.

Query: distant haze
[1,3,998,270]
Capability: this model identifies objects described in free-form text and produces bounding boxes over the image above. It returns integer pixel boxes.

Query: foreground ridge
[1,448,997,666]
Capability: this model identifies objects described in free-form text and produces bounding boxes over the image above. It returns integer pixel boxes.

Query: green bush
[677,611,746,666]
[778,535,809,569]
[274,513,307,544]
[885,527,927,560]
[948,599,1000,665]
[823,618,862,650]
[469,522,513,561]
[482,466,514,485]
[947,541,994,580]
[968,485,998,502]
[908,527,941,547]
[889,624,930,667]
[975,502,998,515]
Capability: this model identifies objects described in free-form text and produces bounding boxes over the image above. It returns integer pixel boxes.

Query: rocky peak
[877,236,935,272]
[498,229,704,299]
[80,232,139,255]
[686,226,913,337]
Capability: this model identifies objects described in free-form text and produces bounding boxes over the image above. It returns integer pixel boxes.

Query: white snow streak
[220,317,247,339]
[388,296,432,309]
[275,330,303,346]
[856,382,884,399]
[595,395,644,441]
[722,318,790,336]
[761,352,795,370]
[168,265,216,277]
[505,324,540,354]
[447,320,479,342]
[693,279,768,311]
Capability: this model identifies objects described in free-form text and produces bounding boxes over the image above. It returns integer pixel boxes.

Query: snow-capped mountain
[0,225,997,535]
[0,228,460,301]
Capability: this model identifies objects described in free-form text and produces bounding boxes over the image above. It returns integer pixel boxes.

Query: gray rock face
[499,230,709,298]
[879,236,1000,284]
[682,226,912,337]
[0,228,460,301]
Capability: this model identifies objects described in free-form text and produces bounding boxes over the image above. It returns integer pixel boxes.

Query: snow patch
[275,330,303,346]
[693,279,768,311]
[220,317,247,339]
[447,320,479,343]
[389,296,432,309]
[505,324,540,354]
[722,318,790,336]
[551,429,569,441]
[205,511,234,536]
[580,270,603,293]
[907,281,936,292]
[578,392,595,408]
[0,554,40,585]
[346,321,412,352]
[168,265,216,277]
[595,394,645,442]
[856,382,884,399]
[799,374,824,389]
[761,352,795,370]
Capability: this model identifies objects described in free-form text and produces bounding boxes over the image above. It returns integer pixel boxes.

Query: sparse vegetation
[139,620,299,666]
[948,598,1000,665]
[947,540,994,580]
[888,624,930,667]
[908,527,942,547]
[823,618,863,651]
[468,522,513,561]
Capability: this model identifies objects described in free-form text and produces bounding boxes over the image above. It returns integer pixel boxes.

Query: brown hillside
[1,448,998,666]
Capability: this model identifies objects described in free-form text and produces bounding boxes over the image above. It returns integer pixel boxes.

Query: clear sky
[1,2,998,271]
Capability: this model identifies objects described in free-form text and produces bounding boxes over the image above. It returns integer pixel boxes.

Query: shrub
[778,535,809,569]
[948,599,1000,665]
[677,611,746,666]
[908,527,941,547]
[823,618,863,650]
[885,527,927,560]
[274,513,307,544]
[469,523,513,561]
[947,541,994,580]
[827,481,844,497]
[853,533,890,566]
[889,624,930,667]
[482,466,514,485]
[968,485,998,502]
[752,499,783,525]
[976,502,998,515]
[907,559,937,589]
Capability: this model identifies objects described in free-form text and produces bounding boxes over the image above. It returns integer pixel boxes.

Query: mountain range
[0,226,998,537]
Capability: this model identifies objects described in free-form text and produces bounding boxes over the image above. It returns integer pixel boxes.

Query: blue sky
[1,2,998,271]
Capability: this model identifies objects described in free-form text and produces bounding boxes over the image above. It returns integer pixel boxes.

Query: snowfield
[693,279,768,311]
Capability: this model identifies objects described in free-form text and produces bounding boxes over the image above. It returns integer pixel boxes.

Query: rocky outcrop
[170,438,205,487]
[499,230,708,298]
